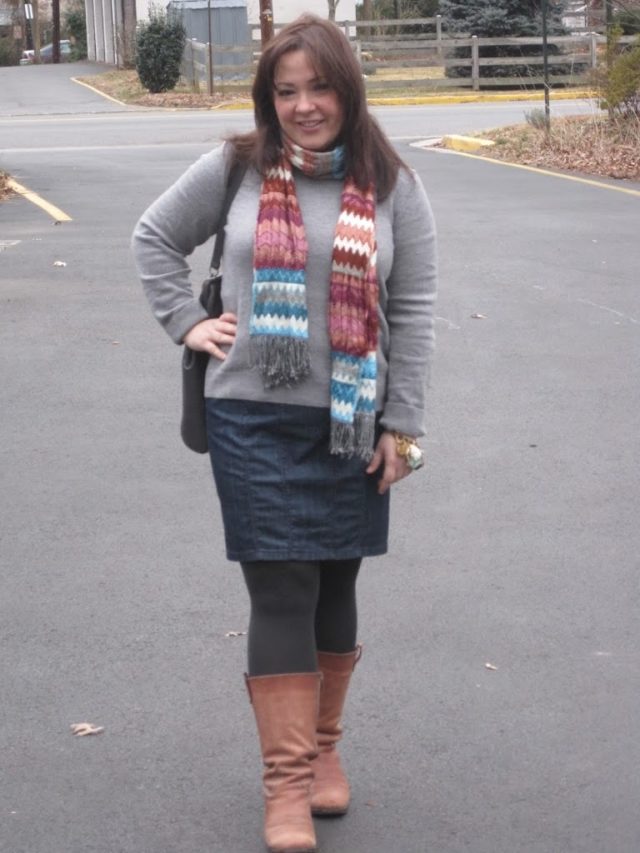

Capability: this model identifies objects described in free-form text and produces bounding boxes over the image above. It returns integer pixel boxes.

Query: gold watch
[391,432,425,471]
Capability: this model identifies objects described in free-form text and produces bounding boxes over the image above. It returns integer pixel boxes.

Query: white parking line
[0,240,21,252]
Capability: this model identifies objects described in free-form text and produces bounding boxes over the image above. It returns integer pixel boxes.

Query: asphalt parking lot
[2,66,640,853]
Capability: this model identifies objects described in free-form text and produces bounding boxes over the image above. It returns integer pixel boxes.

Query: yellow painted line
[7,179,73,221]
[368,89,595,107]
[439,149,640,198]
[71,76,127,106]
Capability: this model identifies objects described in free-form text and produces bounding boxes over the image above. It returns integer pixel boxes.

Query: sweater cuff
[379,402,425,438]
[165,300,210,344]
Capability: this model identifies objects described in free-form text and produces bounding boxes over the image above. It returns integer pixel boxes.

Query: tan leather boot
[310,646,362,816]
[246,672,321,853]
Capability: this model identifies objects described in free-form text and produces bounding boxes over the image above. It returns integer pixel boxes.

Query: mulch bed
[480,114,640,181]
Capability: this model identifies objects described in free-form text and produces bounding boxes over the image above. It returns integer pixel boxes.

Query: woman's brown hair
[228,14,406,200]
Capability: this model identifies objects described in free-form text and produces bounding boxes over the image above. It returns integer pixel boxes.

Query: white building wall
[245,0,357,25]
[139,0,360,27]
[84,0,118,63]
[135,0,151,22]
[135,0,357,29]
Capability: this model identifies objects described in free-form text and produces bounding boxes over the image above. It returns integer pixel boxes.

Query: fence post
[471,35,479,91]
[590,31,598,68]
[190,39,196,91]
[206,42,213,95]
[436,14,442,61]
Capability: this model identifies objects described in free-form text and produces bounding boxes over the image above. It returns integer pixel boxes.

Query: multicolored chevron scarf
[251,137,378,460]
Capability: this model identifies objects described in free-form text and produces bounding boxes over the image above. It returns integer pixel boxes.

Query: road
[1,66,640,853]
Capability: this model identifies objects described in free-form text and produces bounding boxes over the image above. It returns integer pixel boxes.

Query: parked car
[40,40,72,62]
[20,40,72,64]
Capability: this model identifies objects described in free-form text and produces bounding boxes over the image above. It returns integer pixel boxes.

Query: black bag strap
[209,159,248,275]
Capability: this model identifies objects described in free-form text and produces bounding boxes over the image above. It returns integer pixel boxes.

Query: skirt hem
[225,543,388,563]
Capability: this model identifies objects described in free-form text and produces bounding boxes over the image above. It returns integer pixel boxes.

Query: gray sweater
[132,143,437,437]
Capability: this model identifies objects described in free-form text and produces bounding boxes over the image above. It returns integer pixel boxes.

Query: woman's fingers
[365,445,383,475]
[183,315,238,359]
[368,432,411,494]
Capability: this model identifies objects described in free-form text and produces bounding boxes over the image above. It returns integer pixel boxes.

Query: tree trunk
[51,0,60,62]
[32,0,41,61]
[361,0,372,36]
[120,0,137,67]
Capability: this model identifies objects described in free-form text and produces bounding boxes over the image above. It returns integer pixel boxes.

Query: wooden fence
[180,38,256,92]
[181,17,636,95]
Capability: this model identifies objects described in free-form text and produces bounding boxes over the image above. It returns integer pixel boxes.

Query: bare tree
[328,0,340,21]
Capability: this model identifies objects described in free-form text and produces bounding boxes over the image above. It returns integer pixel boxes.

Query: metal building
[167,0,250,73]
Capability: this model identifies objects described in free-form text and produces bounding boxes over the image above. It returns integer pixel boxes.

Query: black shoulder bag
[180,161,247,454]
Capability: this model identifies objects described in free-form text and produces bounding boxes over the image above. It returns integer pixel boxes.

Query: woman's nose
[295,91,314,112]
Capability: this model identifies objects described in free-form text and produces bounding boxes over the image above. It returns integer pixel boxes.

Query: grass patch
[79,68,590,107]
[479,113,640,180]
[76,69,252,108]
[367,66,445,82]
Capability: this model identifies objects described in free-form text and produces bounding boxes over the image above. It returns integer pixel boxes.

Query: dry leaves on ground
[76,71,251,110]
[70,722,105,736]
[133,91,251,109]
[0,172,13,201]
[480,114,640,181]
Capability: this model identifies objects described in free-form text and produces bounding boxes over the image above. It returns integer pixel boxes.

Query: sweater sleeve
[131,144,232,344]
[379,168,437,437]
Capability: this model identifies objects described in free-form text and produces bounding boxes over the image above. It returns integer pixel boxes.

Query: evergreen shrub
[439,0,585,86]
[136,6,186,93]
[600,35,640,117]
[65,2,88,60]
[615,10,640,36]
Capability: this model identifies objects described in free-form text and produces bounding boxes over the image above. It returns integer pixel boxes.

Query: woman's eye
[313,82,330,92]
[275,89,294,98]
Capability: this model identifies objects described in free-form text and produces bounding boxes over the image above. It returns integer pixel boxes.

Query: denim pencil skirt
[205,398,390,563]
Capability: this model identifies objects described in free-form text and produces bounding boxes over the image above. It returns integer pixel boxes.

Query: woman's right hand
[183,312,237,361]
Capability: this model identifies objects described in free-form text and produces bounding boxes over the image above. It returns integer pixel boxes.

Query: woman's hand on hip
[183,313,237,360]
[366,431,411,495]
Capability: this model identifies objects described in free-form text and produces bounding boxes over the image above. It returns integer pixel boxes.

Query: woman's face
[273,49,344,152]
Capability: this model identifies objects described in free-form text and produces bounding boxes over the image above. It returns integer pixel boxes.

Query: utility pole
[207,0,214,95]
[541,0,550,134]
[259,0,273,46]
[32,0,41,61]
[604,0,613,32]
[24,2,34,50]
[605,0,614,119]
[361,0,372,37]
[51,0,60,62]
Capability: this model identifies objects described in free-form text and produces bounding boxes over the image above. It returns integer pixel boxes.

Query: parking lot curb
[368,89,594,107]
[442,134,495,152]
[71,77,128,106]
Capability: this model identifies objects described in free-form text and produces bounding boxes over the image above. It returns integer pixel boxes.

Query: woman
[132,14,436,853]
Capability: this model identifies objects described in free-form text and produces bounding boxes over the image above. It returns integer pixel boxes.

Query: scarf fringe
[251,336,311,389]
[330,412,376,462]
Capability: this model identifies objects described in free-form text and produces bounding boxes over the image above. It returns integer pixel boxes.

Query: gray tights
[240,559,361,676]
